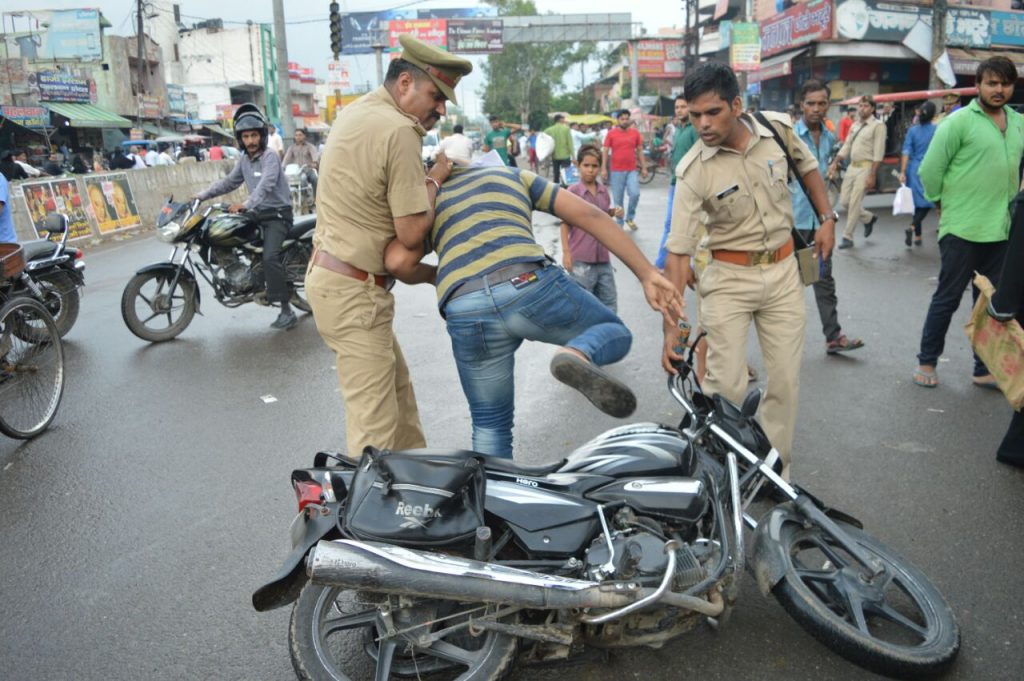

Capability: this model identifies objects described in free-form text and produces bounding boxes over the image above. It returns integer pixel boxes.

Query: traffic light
[329,2,342,57]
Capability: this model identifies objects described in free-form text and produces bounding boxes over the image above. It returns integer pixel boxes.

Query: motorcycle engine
[584,528,705,590]
[212,247,258,295]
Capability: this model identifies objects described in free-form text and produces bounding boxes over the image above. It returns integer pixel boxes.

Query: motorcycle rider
[194,104,298,330]
[282,128,319,196]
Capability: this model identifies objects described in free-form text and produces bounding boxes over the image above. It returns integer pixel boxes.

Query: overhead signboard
[35,71,95,103]
[0,9,102,62]
[166,84,186,115]
[637,40,684,79]
[327,61,352,91]
[388,19,448,50]
[835,0,991,48]
[0,105,48,128]
[447,19,503,53]
[760,0,833,58]
[992,11,1024,47]
[730,23,761,72]
[342,7,497,54]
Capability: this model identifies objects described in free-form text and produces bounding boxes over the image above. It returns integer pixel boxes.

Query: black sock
[280,300,292,315]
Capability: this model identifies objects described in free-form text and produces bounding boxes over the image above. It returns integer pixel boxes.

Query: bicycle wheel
[0,297,65,439]
[640,168,656,185]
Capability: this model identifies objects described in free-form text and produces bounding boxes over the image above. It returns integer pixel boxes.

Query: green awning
[141,123,180,137]
[46,102,132,129]
[204,124,234,140]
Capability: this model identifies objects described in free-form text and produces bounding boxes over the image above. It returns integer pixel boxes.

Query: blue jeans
[609,170,640,225]
[443,264,632,458]
[917,234,1006,375]
[570,261,617,313]
[655,183,676,269]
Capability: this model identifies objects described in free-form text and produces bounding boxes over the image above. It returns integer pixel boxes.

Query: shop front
[46,102,133,154]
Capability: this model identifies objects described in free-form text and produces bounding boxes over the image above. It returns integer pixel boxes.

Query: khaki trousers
[698,256,806,477]
[839,165,875,240]
[305,265,426,456]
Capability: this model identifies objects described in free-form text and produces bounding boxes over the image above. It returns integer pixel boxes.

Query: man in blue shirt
[790,80,863,355]
[0,173,19,244]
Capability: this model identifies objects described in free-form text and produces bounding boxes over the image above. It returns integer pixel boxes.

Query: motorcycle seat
[20,239,58,261]
[289,215,316,239]
[390,448,566,476]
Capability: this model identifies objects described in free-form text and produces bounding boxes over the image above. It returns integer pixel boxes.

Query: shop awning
[142,123,180,138]
[947,48,1024,76]
[203,124,235,140]
[749,48,808,84]
[45,102,132,128]
[815,42,918,61]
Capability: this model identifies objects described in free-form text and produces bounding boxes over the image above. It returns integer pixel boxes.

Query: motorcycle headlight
[157,221,182,242]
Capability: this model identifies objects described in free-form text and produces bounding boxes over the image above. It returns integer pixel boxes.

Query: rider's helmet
[232,103,269,151]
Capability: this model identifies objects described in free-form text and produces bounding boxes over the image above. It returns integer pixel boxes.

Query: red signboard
[636,40,684,79]
[760,0,833,58]
[388,19,447,50]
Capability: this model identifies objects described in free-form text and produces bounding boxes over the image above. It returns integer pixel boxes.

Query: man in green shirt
[483,115,521,165]
[655,94,698,268]
[913,56,1024,389]
[544,114,574,186]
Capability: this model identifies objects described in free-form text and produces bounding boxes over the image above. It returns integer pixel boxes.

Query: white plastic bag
[893,184,915,216]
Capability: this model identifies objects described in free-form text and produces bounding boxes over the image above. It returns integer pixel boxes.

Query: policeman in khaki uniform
[662,63,836,479]
[307,35,472,456]
[829,94,886,249]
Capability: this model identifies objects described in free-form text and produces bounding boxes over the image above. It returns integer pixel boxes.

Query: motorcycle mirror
[42,213,68,235]
[740,389,762,420]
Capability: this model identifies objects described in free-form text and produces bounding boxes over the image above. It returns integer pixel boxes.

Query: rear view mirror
[42,213,68,235]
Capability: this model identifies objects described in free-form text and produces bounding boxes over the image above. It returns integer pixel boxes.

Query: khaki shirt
[837,116,886,164]
[315,86,429,274]
[667,112,818,257]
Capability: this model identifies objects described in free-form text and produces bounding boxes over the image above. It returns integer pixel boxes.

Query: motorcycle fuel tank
[203,213,261,247]
[558,423,695,478]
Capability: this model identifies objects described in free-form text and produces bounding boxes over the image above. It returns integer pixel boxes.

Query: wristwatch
[819,210,839,223]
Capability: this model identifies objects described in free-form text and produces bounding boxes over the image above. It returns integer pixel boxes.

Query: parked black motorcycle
[253,337,960,681]
[121,198,314,342]
[2,213,85,338]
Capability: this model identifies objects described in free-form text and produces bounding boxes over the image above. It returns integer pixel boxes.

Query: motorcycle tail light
[293,479,323,512]
[74,250,84,260]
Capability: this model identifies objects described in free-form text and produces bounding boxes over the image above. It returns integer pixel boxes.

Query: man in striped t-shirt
[385,166,681,458]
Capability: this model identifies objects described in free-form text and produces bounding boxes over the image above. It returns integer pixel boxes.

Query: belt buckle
[749,250,773,266]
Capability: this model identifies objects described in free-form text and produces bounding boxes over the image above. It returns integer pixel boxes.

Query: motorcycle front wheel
[121,271,197,342]
[289,583,518,681]
[34,270,81,338]
[773,520,959,679]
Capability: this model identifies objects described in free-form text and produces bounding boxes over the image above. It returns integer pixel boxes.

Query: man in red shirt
[838,107,856,142]
[601,109,648,230]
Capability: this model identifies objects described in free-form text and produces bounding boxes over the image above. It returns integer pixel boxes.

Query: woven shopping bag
[965,273,1024,409]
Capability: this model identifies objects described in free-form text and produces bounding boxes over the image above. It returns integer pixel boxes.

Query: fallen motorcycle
[121,198,314,342]
[254,335,959,681]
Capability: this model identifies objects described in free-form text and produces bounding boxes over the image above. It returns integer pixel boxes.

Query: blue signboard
[341,6,498,54]
[43,9,103,61]
[992,11,1024,47]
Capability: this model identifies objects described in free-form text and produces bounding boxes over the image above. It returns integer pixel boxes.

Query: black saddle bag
[343,447,486,547]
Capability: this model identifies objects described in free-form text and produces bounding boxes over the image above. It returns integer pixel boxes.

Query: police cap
[398,34,473,104]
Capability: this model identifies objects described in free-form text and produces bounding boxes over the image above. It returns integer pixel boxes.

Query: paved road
[1,178,1021,681]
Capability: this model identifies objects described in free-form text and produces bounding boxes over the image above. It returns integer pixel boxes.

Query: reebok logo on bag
[395,501,444,530]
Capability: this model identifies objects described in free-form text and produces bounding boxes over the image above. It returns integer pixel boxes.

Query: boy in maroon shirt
[561,145,623,311]
[601,110,647,230]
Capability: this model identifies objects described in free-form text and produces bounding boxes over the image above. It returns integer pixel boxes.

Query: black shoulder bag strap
[753,112,816,249]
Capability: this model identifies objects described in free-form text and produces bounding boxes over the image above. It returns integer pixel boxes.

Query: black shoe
[550,352,636,418]
[864,215,877,238]
[271,310,298,330]
[837,238,854,250]
[904,228,913,247]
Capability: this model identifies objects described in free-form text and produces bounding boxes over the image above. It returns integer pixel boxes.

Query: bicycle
[0,241,66,439]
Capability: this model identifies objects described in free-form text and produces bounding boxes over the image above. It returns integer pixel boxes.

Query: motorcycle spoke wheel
[32,270,80,338]
[773,520,959,679]
[290,584,517,681]
[0,298,64,439]
[121,271,196,342]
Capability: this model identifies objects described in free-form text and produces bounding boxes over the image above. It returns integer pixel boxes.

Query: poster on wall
[20,179,93,241]
[84,174,142,234]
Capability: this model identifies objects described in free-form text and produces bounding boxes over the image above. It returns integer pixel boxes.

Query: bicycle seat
[389,448,566,476]
[20,240,57,261]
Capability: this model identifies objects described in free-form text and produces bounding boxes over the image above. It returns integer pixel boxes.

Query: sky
[4,1,687,117]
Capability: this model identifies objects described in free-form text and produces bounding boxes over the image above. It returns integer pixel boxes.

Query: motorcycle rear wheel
[121,271,197,342]
[289,582,518,681]
[34,270,80,338]
[773,520,959,679]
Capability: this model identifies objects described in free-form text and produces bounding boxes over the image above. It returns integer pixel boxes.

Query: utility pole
[930,0,948,90]
[136,0,146,96]
[272,0,295,145]
[630,38,639,108]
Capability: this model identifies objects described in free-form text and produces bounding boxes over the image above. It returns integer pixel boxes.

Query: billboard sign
[343,7,498,54]
[166,84,186,115]
[835,1,991,48]
[760,0,833,58]
[730,23,762,71]
[446,19,503,53]
[35,71,94,103]
[388,19,448,50]
[637,40,684,79]
[21,179,94,241]
[992,11,1024,47]
[84,174,142,234]
[44,9,103,61]
[0,106,48,128]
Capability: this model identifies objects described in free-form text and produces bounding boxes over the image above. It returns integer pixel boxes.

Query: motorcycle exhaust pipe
[307,539,646,611]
